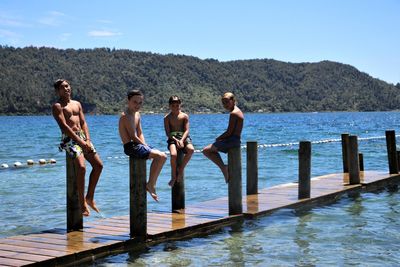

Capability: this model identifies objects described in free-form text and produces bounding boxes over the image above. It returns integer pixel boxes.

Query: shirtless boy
[202,92,244,183]
[119,89,167,202]
[164,96,194,187]
[52,79,103,216]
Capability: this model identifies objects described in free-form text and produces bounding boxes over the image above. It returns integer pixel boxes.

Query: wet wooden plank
[8,235,102,250]
[0,239,74,253]
[0,256,34,266]
[0,243,67,257]
[0,249,53,262]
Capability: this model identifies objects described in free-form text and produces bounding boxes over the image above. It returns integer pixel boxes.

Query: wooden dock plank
[8,235,102,250]
[0,239,75,253]
[0,250,53,262]
[0,256,34,266]
[0,243,67,257]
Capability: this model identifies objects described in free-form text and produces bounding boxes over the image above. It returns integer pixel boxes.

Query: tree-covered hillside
[0,46,399,115]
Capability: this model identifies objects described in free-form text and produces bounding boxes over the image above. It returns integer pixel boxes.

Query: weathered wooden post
[298,141,311,199]
[358,153,364,171]
[385,130,398,174]
[246,141,258,195]
[347,135,360,184]
[397,151,400,171]
[66,155,83,232]
[228,146,242,215]
[341,133,350,173]
[172,150,185,211]
[129,157,147,239]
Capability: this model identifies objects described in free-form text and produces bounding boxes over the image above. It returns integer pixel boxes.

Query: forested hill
[1,46,399,115]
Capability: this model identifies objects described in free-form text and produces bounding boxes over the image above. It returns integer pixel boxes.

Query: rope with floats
[1,159,57,169]
[2,135,396,168]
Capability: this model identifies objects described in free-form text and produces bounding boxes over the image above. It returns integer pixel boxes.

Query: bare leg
[84,152,103,213]
[176,144,194,182]
[147,150,167,201]
[168,145,178,187]
[202,144,229,183]
[74,155,90,216]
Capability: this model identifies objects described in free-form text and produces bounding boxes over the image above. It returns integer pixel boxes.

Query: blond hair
[222,92,236,102]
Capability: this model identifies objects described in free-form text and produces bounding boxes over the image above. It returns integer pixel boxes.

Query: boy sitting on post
[164,96,194,187]
[119,89,167,202]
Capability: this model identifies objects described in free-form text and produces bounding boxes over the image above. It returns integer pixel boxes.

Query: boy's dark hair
[127,89,143,100]
[168,95,181,104]
[54,79,69,90]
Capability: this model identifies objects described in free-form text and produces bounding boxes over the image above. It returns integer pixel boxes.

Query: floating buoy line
[3,135,394,167]
[105,135,395,160]
[0,159,56,169]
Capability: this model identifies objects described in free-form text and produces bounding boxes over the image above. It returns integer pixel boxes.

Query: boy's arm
[78,102,92,148]
[181,114,190,141]
[52,103,87,148]
[164,115,171,138]
[136,115,146,144]
[216,113,236,140]
[119,114,145,145]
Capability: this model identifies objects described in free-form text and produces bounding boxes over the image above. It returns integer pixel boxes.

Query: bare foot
[146,184,159,202]
[86,198,100,213]
[222,165,229,183]
[82,203,90,217]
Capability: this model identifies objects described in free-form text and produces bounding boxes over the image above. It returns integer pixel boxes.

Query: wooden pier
[1,130,400,266]
[0,170,399,266]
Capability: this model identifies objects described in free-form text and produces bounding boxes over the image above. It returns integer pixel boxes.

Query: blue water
[0,112,400,265]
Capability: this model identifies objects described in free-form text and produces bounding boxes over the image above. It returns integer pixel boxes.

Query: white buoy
[1,163,9,169]
[39,159,46,165]
[14,162,22,167]
[27,159,35,165]
[49,158,56,164]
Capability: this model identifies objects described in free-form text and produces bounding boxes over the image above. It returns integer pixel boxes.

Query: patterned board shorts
[59,130,96,159]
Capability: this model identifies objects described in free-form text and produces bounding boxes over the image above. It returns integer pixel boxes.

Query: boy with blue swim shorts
[52,79,103,217]
[203,92,244,183]
[119,89,167,201]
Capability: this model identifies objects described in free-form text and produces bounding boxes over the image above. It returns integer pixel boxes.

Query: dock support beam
[359,153,364,171]
[228,146,242,215]
[397,151,400,171]
[341,133,349,173]
[348,135,360,184]
[129,157,147,239]
[298,141,311,199]
[172,150,185,211]
[246,141,258,195]
[385,130,398,174]
[66,155,83,232]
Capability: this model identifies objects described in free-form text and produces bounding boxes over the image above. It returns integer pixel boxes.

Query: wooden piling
[172,150,185,211]
[246,141,258,195]
[397,151,400,171]
[66,155,83,232]
[298,141,311,199]
[348,135,360,184]
[341,133,349,173]
[228,146,242,215]
[359,153,364,171]
[385,130,398,174]
[129,157,147,239]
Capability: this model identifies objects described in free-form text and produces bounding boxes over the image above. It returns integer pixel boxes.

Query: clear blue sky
[0,0,399,84]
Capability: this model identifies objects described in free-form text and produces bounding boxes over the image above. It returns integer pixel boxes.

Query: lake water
[0,112,400,265]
